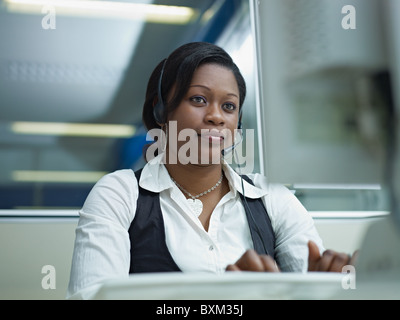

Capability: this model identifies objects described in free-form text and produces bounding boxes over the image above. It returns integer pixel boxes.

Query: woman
[67,42,356,299]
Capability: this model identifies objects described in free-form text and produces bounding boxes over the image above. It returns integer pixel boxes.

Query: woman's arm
[67,170,138,299]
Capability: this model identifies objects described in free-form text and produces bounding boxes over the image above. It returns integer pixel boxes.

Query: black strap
[128,169,181,273]
[239,175,275,257]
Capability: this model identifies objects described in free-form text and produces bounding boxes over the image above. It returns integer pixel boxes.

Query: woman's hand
[226,249,280,272]
[307,240,359,272]
[226,241,359,273]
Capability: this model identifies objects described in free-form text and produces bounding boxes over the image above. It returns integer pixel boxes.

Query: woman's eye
[223,103,237,111]
[190,96,206,104]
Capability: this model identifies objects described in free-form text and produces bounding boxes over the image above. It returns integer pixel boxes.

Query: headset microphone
[221,127,243,156]
[221,108,243,156]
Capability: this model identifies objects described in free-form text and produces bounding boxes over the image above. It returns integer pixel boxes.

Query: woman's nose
[204,104,224,126]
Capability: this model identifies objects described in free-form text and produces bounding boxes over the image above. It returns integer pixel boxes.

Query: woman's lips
[199,130,225,143]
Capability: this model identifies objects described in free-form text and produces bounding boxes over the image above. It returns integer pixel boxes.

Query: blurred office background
[0,0,390,212]
[0,0,258,210]
[0,0,395,299]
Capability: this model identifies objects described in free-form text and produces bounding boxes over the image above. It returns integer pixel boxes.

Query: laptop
[93,271,344,300]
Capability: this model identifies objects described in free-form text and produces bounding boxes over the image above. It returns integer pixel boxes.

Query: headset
[153,59,168,125]
[221,128,243,156]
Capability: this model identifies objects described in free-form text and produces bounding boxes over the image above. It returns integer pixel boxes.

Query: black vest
[128,169,275,273]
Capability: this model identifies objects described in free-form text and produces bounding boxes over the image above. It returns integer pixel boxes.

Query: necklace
[171,172,224,217]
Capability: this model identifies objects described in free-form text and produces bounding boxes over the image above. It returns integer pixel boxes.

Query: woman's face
[166,63,240,165]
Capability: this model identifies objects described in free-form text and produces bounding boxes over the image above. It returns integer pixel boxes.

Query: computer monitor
[251,0,400,242]
[251,0,392,186]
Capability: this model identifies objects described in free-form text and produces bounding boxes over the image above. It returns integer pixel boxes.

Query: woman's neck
[164,162,224,196]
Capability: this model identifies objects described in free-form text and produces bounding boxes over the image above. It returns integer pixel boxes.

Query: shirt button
[209,245,214,251]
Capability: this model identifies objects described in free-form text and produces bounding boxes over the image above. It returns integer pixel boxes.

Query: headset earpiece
[152,59,167,125]
[153,99,165,125]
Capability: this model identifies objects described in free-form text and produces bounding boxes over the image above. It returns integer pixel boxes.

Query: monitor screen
[251,0,394,186]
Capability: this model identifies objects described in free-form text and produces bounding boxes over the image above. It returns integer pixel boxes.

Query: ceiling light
[4,0,198,24]
[12,170,108,183]
[11,121,136,138]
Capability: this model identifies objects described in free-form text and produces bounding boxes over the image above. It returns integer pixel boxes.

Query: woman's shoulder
[87,169,140,202]
[245,172,293,195]
[245,172,311,237]
[81,169,140,226]
[97,168,138,186]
